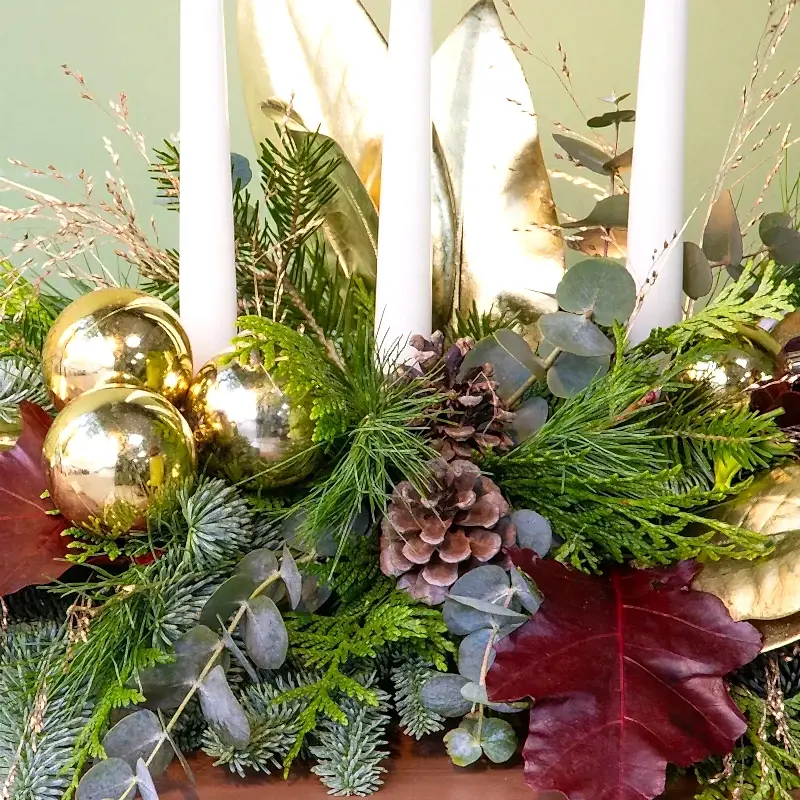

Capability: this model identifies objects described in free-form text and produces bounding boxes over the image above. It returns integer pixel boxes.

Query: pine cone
[380,458,517,605]
[405,334,515,462]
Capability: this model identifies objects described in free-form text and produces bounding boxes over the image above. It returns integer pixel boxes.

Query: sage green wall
[2,1,798,270]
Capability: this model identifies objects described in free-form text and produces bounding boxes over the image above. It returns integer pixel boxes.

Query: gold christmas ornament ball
[43,385,197,532]
[42,288,193,410]
[771,310,800,350]
[183,356,320,489]
[681,344,775,402]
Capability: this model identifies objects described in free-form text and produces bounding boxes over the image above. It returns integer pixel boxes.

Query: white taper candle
[626,0,689,345]
[375,0,433,360]
[179,0,239,370]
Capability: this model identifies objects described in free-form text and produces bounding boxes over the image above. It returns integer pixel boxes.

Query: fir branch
[391,654,445,740]
[202,673,310,777]
[0,624,92,800]
[309,673,391,797]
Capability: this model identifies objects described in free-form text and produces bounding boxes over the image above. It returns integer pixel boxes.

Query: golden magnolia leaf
[236,0,457,327]
[261,99,378,283]
[431,0,565,327]
[692,464,800,641]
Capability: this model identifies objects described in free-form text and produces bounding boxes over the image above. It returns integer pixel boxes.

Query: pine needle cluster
[488,337,791,571]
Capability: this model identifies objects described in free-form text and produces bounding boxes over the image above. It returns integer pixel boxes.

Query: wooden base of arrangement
[158,735,708,800]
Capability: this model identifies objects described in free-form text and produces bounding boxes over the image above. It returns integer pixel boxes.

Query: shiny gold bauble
[43,385,196,532]
[771,311,800,350]
[42,288,193,410]
[183,356,320,489]
[681,344,775,403]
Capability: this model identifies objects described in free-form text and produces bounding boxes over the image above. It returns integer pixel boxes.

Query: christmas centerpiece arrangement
[3,1,800,799]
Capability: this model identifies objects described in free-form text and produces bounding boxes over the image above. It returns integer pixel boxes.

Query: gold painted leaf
[431,0,565,330]
[692,464,800,639]
[261,100,378,283]
[236,0,457,327]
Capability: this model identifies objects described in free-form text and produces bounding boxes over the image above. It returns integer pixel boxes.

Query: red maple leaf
[0,402,72,595]
[486,550,762,800]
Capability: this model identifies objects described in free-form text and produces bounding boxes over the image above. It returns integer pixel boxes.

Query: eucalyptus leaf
[234,548,280,584]
[198,665,251,748]
[76,758,136,800]
[443,728,482,767]
[136,759,160,800]
[556,257,636,325]
[538,312,614,357]
[457,329,545,403]
[511,510,553,556]
[280,545,303,610]
[458,628,496,683]
[198,574,253,631]
[221,629,258,683]
[103,710,173,777]
[508,396,549,444]
[281,512,337,558]
[587,109,636,128]
[138,626,226,711]
[420,674,472,718]
[448,595,529,622]
[296,575,332,614]
[510,568,543,614]
[242,595,288,670]
[460,681,489,704]
[480,718,517,763]
[563,195,629,230]
[547,352,610,399]
[230,153,253,188]
[702,190,743,268]
[442,566,512,635]
[683,242,713,300]
[552,133,612,175]
[760,217,800,266]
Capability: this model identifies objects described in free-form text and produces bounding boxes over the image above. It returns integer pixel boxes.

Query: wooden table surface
[158,736,705,800]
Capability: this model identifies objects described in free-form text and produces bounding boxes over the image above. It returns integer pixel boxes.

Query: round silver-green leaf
[547,352,610,398]
[508,396,549,444]
[458,628,496,683]
[552,134,612,175]
[458,329,545,403]
[242,595,288,670]
[511,510,553,556]
[76,758,136,800]
[556,258,636,325]
[103,710,173,777]
[702,190,742,268]
[135,759,160,800]
[420,674,472,718]
[480,718,517,763]
[442,566,512,635]
[562,195,629,230]
[443,728,482,767]
[683,242,713,300]
[538,312,614,357]
[198,665,251,748]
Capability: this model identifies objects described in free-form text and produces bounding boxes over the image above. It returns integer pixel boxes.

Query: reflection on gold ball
[42,288,193,410]
[682,345,775,403]
[183,356,320,489]
[43,385,196,532]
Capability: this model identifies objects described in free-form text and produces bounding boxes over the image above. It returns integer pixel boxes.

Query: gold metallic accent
[680,344,775,404]
[236,0,458,329]
[183,356,320,489]
[43,385,197,532]
[42,288,192,410]
[432,0,565,324]
[771,310,800,350]
[693,464,800,649]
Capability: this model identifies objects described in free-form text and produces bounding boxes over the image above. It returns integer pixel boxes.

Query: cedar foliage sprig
[488,334,791,571]
[278,577,455,772]
[694,685,800,800]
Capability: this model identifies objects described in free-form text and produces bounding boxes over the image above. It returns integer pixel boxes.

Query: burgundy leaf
[486,551,762,800]
[0,402,72,595]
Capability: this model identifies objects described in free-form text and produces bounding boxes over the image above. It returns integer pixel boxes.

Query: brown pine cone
[406,333,515,461]
[380,458,517,605]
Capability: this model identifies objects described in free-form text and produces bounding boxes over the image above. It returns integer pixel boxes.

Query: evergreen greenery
[694,686,800,800]
[488,335,791,571]
[391,655,445,740]
[310,673,391,797]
